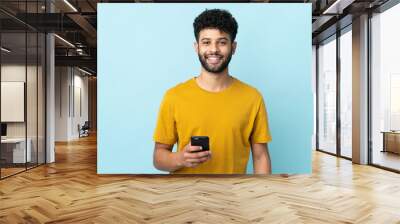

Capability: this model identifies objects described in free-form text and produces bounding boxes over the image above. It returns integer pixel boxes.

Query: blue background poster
[98,3,312,174]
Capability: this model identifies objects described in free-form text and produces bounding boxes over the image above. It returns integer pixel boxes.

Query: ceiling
[0,0,395,75]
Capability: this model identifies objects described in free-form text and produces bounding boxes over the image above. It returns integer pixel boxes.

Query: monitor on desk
[1,123,7,138]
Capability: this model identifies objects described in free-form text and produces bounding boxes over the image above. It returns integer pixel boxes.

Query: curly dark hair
[193,9,238,42]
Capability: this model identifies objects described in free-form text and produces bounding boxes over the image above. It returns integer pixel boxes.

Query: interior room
[0,0,399,223]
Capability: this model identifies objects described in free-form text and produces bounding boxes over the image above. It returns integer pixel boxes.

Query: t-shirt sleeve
[153,91,178,145]
[250,96,272,144]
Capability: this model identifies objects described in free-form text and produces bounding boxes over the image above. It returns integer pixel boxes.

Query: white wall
[72,72,89,138]
[55,66,69,141]
[55,67,89,141]
[1,63,46,164]
[1,65,26,135]
[1,65,41,137]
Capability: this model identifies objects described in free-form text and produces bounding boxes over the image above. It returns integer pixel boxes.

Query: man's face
[194,28,237,74]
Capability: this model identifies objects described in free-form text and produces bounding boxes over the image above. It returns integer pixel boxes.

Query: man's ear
[194,41,199,54]
[232,41,237,55]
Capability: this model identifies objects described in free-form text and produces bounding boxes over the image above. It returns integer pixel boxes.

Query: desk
[1,138,31,163]
[381,131,400,154]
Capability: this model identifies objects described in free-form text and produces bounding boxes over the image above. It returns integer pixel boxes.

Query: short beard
[198,51,233,74]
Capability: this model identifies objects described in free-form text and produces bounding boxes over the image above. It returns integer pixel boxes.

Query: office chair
[79,121,90,138]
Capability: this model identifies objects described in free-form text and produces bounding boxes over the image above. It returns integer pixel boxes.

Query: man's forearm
[153,148,183,172]
[253,153,271,174]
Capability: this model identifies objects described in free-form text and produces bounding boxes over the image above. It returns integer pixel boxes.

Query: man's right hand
[178,143,212,168]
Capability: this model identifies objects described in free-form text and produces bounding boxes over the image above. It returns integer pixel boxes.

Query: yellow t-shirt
[153,77,272,174]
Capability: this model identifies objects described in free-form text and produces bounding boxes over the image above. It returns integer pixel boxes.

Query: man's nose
[209,42,219,53]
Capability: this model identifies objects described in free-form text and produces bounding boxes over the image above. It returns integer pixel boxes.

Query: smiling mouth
[206,55,223,64]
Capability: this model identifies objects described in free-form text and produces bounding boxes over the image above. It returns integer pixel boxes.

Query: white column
[312,45,317,150]
[352,14,369,164]
[46,33,55,163]
[46,1,55,163]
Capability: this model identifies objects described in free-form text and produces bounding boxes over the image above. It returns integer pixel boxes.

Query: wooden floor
[373,151,400,171]
[1,163,45,178]
[0,167,26,178]
[1,135,400,223]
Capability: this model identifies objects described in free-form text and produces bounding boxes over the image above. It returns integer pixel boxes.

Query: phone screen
[191,136,209,151]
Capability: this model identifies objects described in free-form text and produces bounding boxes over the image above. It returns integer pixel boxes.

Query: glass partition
[371,3,400,171]
[0,1,46,179]
[339,28,352,158]
[1,31,28,177]
[317,36,337,155]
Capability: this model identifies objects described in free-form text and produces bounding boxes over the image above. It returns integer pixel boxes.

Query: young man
[153,9,272,174]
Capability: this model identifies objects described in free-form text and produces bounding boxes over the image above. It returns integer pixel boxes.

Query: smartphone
[190,136,210,151]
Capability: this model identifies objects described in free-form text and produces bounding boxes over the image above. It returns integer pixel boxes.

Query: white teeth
[207,58,220,63]
[206,55,222,64]
[207,55,221,59]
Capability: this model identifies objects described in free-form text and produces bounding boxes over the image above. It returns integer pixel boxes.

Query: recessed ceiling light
[323,0,355,15]
[63,0,78,12]
[78,67,93,76]
[54,34,75,48]
[1,47,11,53]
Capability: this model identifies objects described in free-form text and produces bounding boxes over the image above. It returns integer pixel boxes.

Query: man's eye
[203,42,210,45]
[219,42,227,45]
